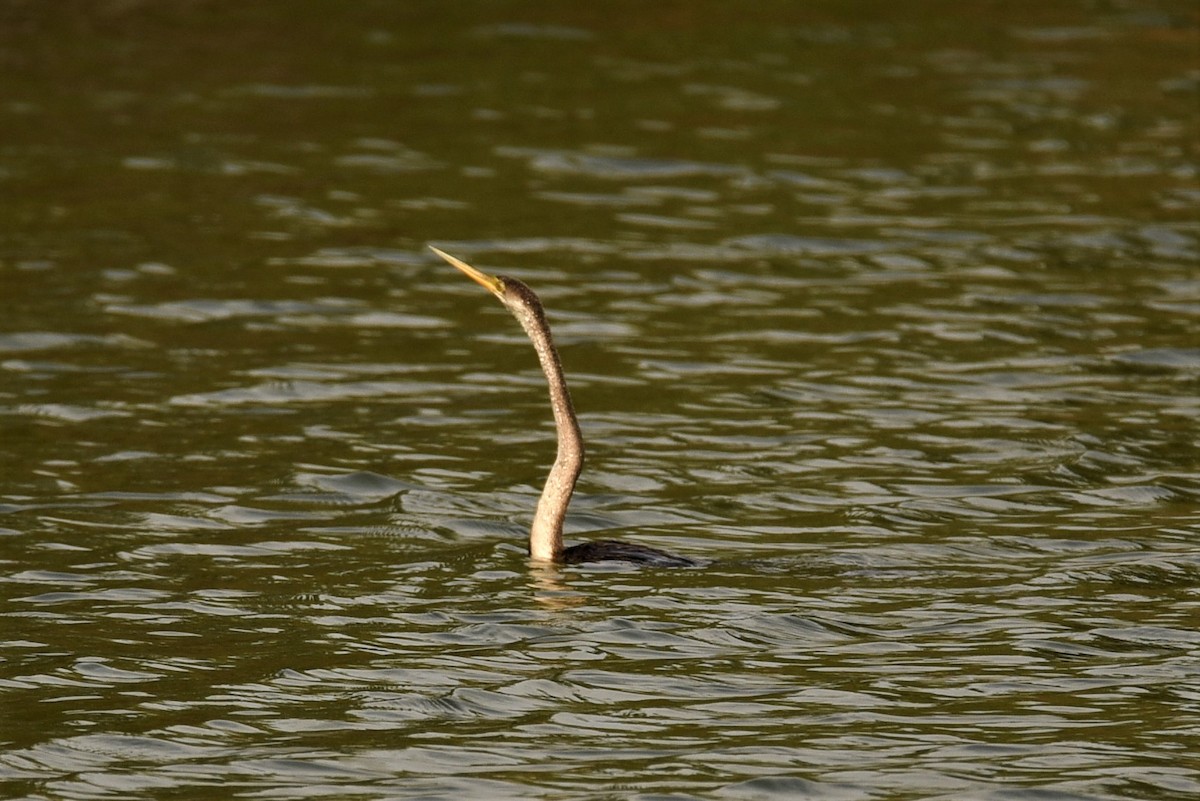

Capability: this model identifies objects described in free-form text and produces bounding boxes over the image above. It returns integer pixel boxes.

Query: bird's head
[430,246,546,322]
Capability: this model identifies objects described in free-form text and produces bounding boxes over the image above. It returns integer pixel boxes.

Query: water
[2,2,1198,799]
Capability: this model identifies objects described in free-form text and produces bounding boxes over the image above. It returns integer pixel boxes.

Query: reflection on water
[2,2,1198,798]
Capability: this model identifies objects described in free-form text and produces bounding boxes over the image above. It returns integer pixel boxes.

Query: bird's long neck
[514,300,583,562]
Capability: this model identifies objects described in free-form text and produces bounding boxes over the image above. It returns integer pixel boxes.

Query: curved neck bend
[514,300,584,562]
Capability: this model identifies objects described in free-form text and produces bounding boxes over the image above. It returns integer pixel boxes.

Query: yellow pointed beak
[430,246,504,299]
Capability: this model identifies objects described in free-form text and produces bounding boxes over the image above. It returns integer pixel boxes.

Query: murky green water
[2,2,1198,799]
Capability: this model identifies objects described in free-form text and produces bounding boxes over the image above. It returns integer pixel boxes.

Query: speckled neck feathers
[501,278,584,561]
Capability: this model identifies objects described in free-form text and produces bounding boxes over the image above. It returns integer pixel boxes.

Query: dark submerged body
[561,539,698,567]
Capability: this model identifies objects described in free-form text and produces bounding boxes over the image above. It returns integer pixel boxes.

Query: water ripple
[2,3,1197,799]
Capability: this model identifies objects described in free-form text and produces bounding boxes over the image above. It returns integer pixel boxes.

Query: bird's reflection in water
[527,561,587,610]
